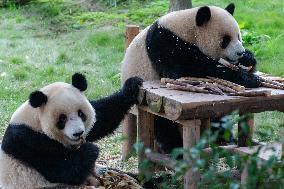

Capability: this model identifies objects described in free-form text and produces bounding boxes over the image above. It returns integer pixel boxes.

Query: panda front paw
[238,70,261,88]
[77,143,100,163]
[238,49,257,73]
[122,77,143,103]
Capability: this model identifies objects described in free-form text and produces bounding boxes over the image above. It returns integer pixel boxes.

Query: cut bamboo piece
[261,82,284,90]
[166,83,213,94]
[227,90,271,97]
[161,78,187,86]
[217,84,238,93]
[180,77,212,83]
[202,83,225,95]
[260,77,284,87]
[207,76,245,92]
[176,79,201,85]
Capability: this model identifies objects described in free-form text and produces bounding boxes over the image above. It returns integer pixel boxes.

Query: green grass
[0,0,283,172]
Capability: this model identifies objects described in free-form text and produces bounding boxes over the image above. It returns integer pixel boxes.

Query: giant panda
[121,4,261,153]
[0,73,142,189]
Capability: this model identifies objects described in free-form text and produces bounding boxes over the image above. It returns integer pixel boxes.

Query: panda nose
[73,131,84,137]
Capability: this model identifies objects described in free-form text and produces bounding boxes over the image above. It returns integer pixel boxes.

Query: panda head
[194,3,245,64]
[29,73,95,148]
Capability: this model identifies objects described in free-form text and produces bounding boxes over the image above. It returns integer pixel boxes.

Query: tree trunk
[169,0,192,12]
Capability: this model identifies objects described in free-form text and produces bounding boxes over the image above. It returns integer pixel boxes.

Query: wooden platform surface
[139,81,284,120]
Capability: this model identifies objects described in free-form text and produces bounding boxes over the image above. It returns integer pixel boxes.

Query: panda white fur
[0,73,142,189]
[121,4,261,153]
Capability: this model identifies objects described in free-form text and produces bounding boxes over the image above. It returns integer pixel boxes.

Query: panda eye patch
[56,114,67,130]
[78,109,86,122]
[221,35,231,49]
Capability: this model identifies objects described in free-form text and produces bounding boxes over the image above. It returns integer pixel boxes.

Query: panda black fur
[0,73,142,188]
[121,4,261,153]
[145,21,260,86]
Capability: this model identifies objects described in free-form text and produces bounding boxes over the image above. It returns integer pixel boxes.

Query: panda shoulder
[10,101,41,132]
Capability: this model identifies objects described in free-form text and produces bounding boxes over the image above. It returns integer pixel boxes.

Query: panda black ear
[225,3,235,16]
[196,6,211,26]
[72,73,87,92]
[29,91,48,108]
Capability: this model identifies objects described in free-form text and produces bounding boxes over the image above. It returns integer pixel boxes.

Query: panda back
[121,26,160,83]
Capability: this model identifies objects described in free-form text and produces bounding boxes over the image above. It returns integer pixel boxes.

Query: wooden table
[124,81,284,189]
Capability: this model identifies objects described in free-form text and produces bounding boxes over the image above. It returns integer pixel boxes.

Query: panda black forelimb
[1,124,99,185]
[86,76,143,142]
[202,62,261,88]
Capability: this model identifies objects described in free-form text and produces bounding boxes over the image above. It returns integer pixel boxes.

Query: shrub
[0,0,32,6]
[138,113,284,188]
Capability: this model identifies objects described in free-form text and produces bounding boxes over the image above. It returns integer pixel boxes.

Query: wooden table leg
[241,165,248,188]
[122,113,137,160]
[137,107,155,165]
[238,114,254,147]
[182,120,201,189]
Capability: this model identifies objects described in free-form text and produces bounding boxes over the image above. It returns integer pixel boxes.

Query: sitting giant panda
[0,73,142,189]
[121,4,260,153]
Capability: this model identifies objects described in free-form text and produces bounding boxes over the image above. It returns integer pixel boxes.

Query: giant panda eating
[0,73,142,189]
[121,4,261,153]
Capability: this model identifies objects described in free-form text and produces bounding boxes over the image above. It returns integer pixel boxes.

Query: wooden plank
[122,113,137,160]
[125,25,139,50]
[137,107,155,164]
[283,141,284,158]
[146,92,163,113]
[282,111,284,157]
[238,143,282,187]
[145,151,177,170]
[164,93,284,120]
[141,81,284,120]
[238,114,254,147]
[234,143,282,161]
[182,120,201,189]
[122,25,140,160]
[241,165,248,187]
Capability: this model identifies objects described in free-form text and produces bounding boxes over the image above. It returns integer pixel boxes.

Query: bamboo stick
[207,76,245,92]
[202,83,225,95]
[227,90,271,97]
[161,78,187,86]
[261,82,284,90]
[217,84,238,93]
[176,79,201,85]
[179,77,212,83]
[261,81,284,90]
[260,78,284,87]
[166,83,213,94]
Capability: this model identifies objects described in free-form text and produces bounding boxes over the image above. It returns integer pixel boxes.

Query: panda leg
[154,117,183,154]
